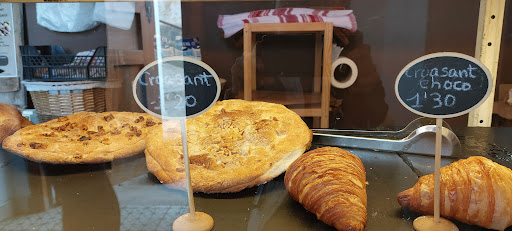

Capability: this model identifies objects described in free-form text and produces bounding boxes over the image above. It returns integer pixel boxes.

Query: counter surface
[0,127,511,230]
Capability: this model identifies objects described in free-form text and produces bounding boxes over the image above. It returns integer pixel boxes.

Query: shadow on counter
[30,161,121,231]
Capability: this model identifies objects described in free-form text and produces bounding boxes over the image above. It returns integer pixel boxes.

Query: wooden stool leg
[243,24,257,101]
[321,24,333,128]
[314,32,322,94]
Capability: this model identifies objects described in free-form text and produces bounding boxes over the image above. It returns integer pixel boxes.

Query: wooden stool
[243,22,333,128]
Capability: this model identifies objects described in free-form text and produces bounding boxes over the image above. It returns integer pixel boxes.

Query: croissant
[397,156,512,230]
[284,147,367,231]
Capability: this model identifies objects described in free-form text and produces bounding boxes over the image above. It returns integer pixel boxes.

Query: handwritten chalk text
[405,64,478,79]
[138,72,213,87]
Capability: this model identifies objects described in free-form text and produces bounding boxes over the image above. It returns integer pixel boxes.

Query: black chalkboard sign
[133,57,220,119]
[395,52,492,118]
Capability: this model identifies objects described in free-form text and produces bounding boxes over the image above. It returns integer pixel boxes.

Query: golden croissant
[284,147,367,231]
[398,156,512,230]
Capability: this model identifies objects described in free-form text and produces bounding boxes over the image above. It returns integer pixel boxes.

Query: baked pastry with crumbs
[145,99,312,193]
[2,111,161,164]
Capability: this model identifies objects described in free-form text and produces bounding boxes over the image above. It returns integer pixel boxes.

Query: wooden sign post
[133,56,220,231]
[395,52,492,231]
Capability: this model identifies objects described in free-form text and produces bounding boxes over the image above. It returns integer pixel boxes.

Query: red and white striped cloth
[217,8,357,38]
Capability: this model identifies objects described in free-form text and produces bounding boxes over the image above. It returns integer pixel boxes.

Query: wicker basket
[23,81,107,123]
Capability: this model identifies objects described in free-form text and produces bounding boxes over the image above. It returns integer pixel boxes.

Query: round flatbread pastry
[2,111,161,164]
[145,99,312,193]
[0,103,32,143]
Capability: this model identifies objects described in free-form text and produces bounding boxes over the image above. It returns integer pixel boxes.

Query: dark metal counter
[0,127,510,231]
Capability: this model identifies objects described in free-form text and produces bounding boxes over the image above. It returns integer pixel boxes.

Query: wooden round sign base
[413,216,458,231]
[173,212,214,231]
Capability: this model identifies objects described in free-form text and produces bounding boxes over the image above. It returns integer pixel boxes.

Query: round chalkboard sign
[132,56,221,119]
[395,52,492,118]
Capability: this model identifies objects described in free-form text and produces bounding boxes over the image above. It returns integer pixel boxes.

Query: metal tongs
[312,117,461,156]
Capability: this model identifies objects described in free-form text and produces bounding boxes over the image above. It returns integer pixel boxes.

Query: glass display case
[0,1,511,230]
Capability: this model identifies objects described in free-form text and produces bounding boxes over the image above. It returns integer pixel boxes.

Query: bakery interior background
[11,0,512,129]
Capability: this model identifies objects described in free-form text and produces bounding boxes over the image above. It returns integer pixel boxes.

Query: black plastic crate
[21,45,107,81]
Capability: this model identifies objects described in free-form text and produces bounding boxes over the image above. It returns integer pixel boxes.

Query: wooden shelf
[251,90,322,118]
[251,90,321,106]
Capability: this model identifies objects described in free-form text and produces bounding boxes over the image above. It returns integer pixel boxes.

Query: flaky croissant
[284,147,367,231]
[398,156,512,230]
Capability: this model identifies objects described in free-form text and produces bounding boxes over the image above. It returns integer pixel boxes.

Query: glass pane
[0,1,511,231]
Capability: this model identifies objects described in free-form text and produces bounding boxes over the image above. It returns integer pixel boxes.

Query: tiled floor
[0,205,188,231]
[119,205,187,231]
[0,206,62,231]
